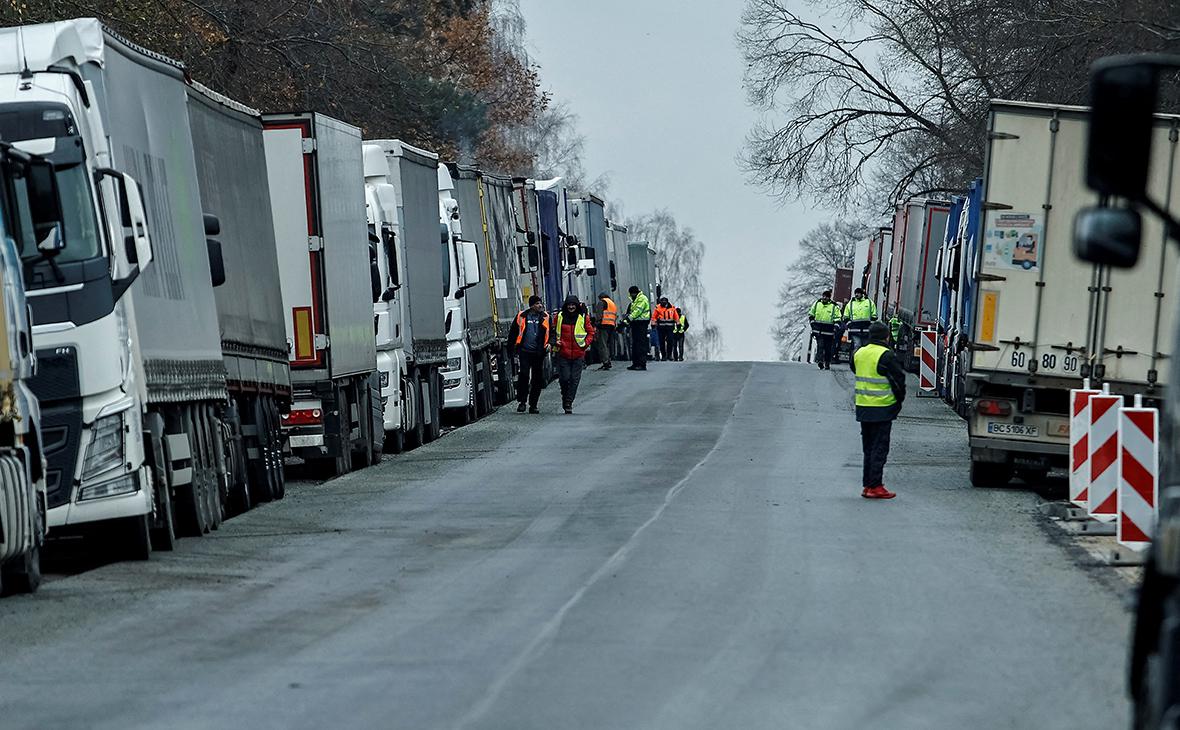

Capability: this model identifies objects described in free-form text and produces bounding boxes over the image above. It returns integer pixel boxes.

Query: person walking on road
[808,289,841,370]
[672,307,688,361]
[595,292,618,371]
[507,295,549,414]
[652,297,678,362]
[552,295,596,414]
[855,321,906,499]
[843,288,879,369]
[619,286,652,371]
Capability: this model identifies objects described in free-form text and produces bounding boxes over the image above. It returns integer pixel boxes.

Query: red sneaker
[861,487,873,498]
[864,485,896,500]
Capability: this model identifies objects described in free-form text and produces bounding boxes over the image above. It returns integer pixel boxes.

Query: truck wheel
[2,543,42,594]
[248,398,274,503]
[424,370,442,442]
[150,473,177,552]
[970,460,1012,488]
[404,377,424,450]
[115,513,153,561]
[352,383,375,468]
[384,428,405,455]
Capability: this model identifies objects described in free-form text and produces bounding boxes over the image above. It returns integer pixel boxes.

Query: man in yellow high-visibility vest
[808,289,841,370]
[854,322,906,499]
[843,287,879,371]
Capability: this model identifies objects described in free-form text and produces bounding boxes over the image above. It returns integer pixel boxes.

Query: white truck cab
[363,144,412,452]
[438,165,481,423]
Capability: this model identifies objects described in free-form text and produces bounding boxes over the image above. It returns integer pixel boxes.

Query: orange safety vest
[600,298,618,326]
[652,305,676,324]
[514,309,550,347]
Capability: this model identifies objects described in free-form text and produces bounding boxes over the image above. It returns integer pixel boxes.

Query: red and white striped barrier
[1088,392,1123,522]
[918,329,936,393]
[1069,385,1100,508]
[1118,397,1159,551]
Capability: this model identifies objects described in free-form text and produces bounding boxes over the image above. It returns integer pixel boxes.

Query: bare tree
[739,0,1180,209]
[771,220,867,361]
[627,210,724,361]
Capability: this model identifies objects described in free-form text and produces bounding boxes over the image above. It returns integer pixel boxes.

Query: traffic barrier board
[1069,387,1100,508]
[1117,405,1158,551]
[918,329,936,394]
[1088,393,1122,522]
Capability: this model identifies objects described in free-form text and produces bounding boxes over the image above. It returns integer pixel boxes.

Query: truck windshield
[0,103,103,274]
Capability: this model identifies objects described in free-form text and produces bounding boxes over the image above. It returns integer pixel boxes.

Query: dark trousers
[557,357,585,407]
[861,420,893,488]
[515,350,545,407]
[630,322,649,368]
[673,332,685,360]
[814,333,834,366]
[658,325,675,361]
[596,324,616,365]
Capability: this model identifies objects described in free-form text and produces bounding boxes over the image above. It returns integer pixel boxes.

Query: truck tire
[150,469,177,552]
[149,431,178,551]
[352,381,376,468]
[202,408,223,532]
[384,427,405,455]
[172,409,208,538]
[422,370,440,444]
[248,398,274,503]
[970,460,1012,488]
[403,376,423,450]
[265,397,286,500]
[2,543,42,594]
[114,513,153,561]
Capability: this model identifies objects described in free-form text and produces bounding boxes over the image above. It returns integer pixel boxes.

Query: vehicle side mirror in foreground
[1074,206,1142,268]
[1087,61,1158,200]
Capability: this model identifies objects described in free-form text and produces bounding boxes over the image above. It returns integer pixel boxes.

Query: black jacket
[856,346,906,423]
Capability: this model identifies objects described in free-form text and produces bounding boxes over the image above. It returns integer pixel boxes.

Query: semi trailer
[0,143,63,594]
[263,113,382,477]
[187,83,291,510]
[964,100,1177,487]
[1,19,235,557]
[886,197,951,366]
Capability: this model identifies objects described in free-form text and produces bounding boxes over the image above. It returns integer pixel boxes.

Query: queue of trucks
[0,18,662,595]
[853,99,1177,488]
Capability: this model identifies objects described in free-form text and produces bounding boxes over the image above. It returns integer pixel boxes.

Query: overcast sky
[518,0,831,361]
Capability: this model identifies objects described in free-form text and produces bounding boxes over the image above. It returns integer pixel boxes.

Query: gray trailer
[263,113,381,476]
[372,140,446,441]
[187,83,290,506]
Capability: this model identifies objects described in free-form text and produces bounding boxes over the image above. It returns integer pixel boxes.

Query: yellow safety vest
[845,298,877,322]
[556,312,589,347]
[809,300,841,324]
[854,343,897,409]
[674,315,687,334]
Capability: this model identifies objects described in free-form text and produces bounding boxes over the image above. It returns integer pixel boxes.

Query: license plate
[287,434,324,448]
[986,422,1039,437]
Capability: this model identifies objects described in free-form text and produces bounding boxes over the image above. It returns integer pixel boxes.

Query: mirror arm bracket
[1139,195,1180,243]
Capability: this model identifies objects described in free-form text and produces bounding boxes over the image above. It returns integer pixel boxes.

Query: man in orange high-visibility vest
[595,292,618,371]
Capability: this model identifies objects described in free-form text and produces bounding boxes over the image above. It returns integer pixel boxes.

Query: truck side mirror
[609,260,618,290]
[526,230,537,245]
[203,213,225,287]
[1074,205,1142,268]
[207,238,226,287]
[98,168,153,298]
[382,225,400,290]
[518,245,540,273]
[461,240,480,288]
[1086,60,1158,200]
[26,156,66,257]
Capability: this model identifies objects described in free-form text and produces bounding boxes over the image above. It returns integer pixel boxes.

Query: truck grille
[29,347,82,509]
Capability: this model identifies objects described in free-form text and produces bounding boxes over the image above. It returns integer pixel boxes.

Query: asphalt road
[0,362,1132,729]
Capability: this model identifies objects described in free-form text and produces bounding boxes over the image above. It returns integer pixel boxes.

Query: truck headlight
[82,413,125,481]
[78,473,139,502]
[446,357,462,371]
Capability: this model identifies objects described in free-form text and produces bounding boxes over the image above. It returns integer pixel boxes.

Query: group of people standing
[807,287,878,371]
[507,287,689,415]
[809,287,905,501]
